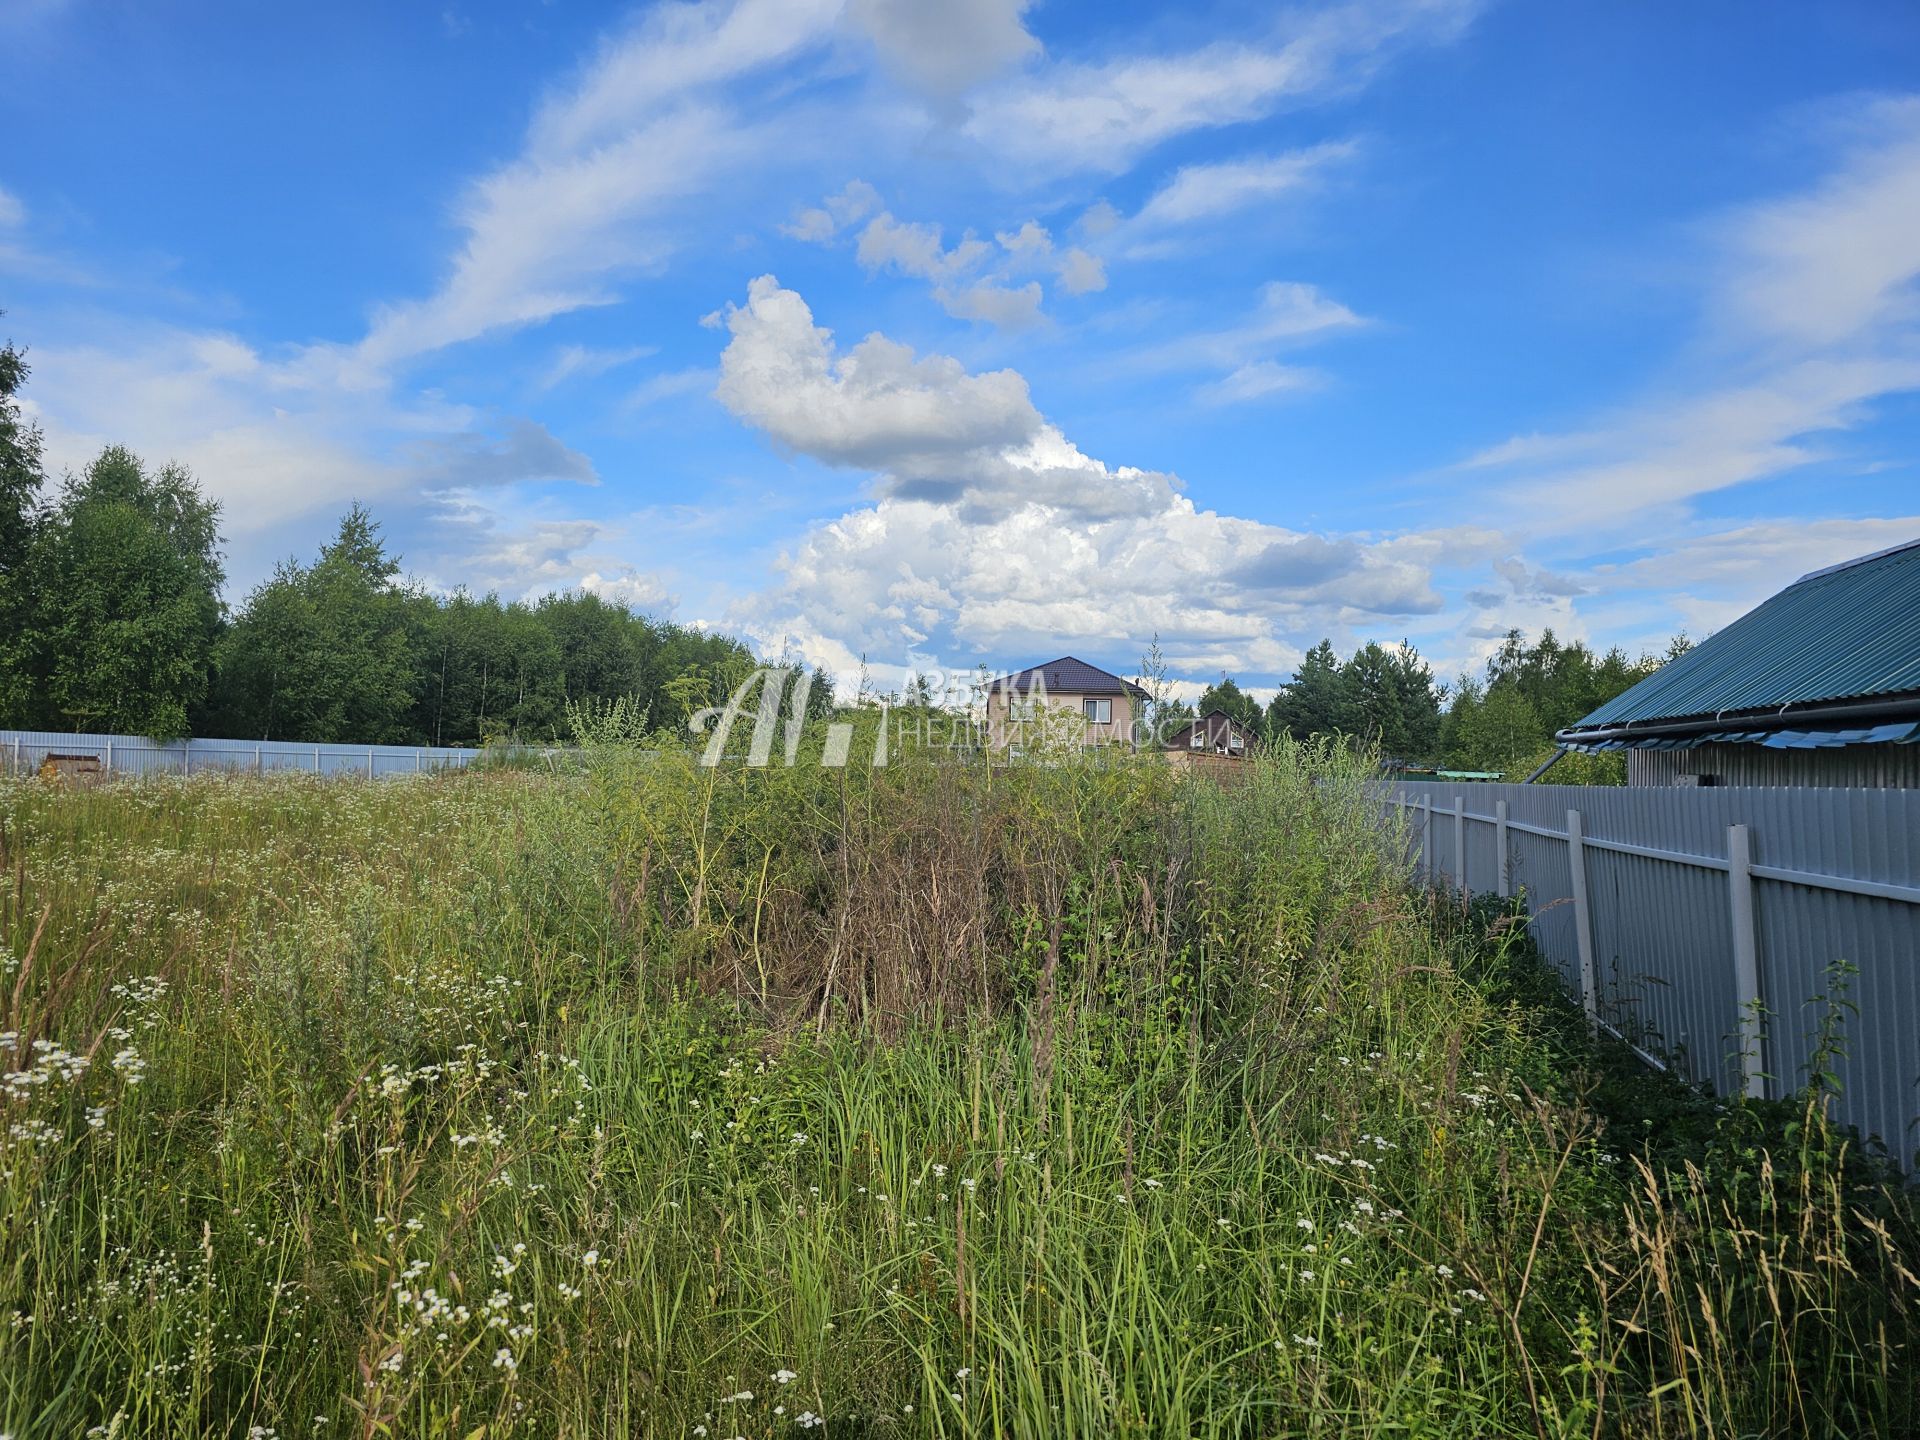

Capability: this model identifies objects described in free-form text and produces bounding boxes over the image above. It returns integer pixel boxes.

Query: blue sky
[4,0,1919,699]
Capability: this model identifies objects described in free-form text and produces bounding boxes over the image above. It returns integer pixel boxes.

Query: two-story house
[983,656,1148,751]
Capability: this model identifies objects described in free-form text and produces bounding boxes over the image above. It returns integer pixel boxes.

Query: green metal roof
[1560,537,1920,738]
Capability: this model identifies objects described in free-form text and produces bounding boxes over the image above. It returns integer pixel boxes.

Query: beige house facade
[983,656,1149,751]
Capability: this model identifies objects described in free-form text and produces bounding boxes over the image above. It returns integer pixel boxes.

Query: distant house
[1555,538,1920,787]
[1164,709,1256,756]
[984,656,1148,750]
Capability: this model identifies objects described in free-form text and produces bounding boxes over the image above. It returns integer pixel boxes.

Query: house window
[1189,727,1203,748]
[1083,698,1112,725]
[1010,698,1035,720]
[1229,730,1244,752]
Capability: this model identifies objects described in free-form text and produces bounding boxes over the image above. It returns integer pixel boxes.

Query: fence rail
[1387,780,1920,1164]
[0,729,486,780]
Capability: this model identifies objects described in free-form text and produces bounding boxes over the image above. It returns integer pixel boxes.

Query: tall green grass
[0,740,1912,1438]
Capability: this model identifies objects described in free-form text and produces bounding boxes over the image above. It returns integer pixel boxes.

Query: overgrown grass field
[0,739,1913,1438]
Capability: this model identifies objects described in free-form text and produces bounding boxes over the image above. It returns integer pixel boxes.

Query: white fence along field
[0,729,484,780]
[1388,780,1920,1166]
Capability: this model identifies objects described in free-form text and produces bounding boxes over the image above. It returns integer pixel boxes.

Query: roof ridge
[1795,534,1920,584]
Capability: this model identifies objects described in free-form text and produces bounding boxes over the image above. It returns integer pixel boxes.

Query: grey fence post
[184,745,191,777]
[1453,795,1466,896]
[368,747,376,780]
[416,748,423,773]
[256,745,263,775]
[1566,808,1598,1023]
[11,738,17,777]
[1727,823,1766,1099]
[314,745,321,774]
[1421,792,1433,887]
[1495,799,1510,899]
[104,737,113,776]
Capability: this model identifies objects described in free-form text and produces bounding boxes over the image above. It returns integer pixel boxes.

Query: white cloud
[1431,91,1920,666]
[538,343,657,389]
[781,180,882,241]
[1104,279,1366,400]
[1196,360,1321,406]
[846,0,1038,101]
[627,366,716,409]
[713,277,1441,677]
[1717,94,1920,349]
[716,275,1043,483]
[1056,247,1107,294]
[855,212,992,282]
[405,417,599,489]
[357,0,854,369]
[791,190,1109,322]
[1130,141,1356,232]
[527,0,840,159]
[410,490,679,614]
[934,280,1046,330]
[0,186,24,229]
[1462,94,1920,545]
[22,322,595,596]
[962,0,1479,176]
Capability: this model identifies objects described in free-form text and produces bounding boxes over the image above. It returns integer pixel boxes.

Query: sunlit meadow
[0,729,1914,1438]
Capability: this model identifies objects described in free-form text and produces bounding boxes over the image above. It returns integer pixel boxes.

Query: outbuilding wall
[1628,741,1920,788]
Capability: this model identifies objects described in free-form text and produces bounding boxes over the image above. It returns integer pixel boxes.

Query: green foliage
[1440,628,1682,781]
[1335,639,1441,759]
[0,753,1911,1436]
[1265,638,1343,741]
[1243,638,1443,761]
[210,504,417,742]
[0,325,47,724]
[209,513,769,746]
[19,447,225,739]
[1194,673,1262,732]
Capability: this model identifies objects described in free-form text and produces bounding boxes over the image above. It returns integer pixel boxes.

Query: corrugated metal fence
[1388,780,1920,1164]
[0,729,483,779]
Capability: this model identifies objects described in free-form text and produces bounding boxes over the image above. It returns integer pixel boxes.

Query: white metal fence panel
[0,729,483,780]
[1388,780,1920,1165]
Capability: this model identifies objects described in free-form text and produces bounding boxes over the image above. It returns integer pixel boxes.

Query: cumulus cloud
[716,276,1038,469]
[713,277,1442,677]
[846,0,1038,101]
[934,280,1046,329]
[856,212,992,282]
[790,187,1108,322]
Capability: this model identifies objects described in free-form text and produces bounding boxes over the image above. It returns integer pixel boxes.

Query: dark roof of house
[1166,709,1257,745]
[985,656,1149,699]
[1557,537,1920,746]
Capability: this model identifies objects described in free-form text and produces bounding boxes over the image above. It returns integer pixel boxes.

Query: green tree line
[0,329,790,745]
[1156,626,1691,782]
